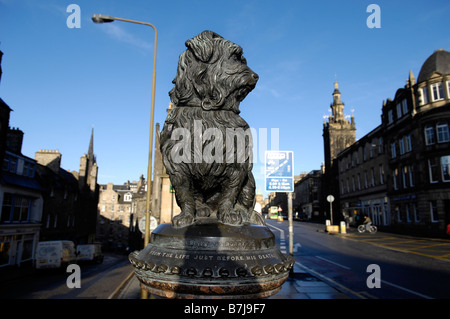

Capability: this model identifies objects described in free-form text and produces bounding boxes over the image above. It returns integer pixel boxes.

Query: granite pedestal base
[129,221,295,299]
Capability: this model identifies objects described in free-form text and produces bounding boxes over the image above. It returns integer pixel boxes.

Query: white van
[76,243,103,263]
[35,240,77,269]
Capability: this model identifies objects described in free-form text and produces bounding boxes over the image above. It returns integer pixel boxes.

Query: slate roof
[417,49,450,83]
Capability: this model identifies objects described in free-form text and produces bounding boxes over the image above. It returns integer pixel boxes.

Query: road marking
[294,261,368,299]
[381,280,433,299]
[315,256,351,270]
[267,223,285,240]
[267,223,302,255]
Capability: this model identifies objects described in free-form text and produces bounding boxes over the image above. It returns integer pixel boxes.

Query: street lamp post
[92,14,157,248]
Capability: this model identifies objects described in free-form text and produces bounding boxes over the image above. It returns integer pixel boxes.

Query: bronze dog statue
[160,31,263,228]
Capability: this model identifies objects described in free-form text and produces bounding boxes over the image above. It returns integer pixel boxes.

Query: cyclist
[363,215,372,231]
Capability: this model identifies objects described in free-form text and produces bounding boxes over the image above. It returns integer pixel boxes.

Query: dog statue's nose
[252,72,259,81]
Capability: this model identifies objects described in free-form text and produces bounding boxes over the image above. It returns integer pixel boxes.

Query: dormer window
[124,193,132,202]
[419,86,430,105]
[388,110,394,124]
[431,82,444,101]
[401,99,408,114]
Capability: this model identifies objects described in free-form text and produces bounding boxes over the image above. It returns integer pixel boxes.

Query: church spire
[88,127,94,162]
[331,81,345,121]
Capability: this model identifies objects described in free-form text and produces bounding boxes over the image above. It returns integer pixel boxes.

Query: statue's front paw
[172,212,194,228]
[218,210,243,226]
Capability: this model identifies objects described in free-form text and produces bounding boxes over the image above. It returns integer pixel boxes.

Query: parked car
[76,243,104,263]
[35,240,77,269]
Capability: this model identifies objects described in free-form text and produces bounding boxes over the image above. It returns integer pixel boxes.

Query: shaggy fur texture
[160,31,263,228]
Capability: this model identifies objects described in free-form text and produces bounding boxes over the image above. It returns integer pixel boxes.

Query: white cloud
[99,23,154,52]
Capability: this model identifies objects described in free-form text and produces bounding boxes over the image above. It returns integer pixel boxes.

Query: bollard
[340,221,347,234]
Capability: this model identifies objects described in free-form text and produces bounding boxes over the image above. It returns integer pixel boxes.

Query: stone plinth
[129,221,294,299]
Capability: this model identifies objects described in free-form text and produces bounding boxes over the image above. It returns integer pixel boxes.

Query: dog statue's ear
[186,30,222,63]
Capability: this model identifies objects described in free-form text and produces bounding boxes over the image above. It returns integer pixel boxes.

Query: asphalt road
[265,218,450,299]
[0,252,132,299]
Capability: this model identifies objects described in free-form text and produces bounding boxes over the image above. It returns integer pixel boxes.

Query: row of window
[418,81,450,106]
[101,204,132,213]
[394,201,440,224]
[101,193,133,203]
[386,81,450,126]
[340,137,384,172]
[392,165,415,190]
[388,98,409,124]
[391,134,413,158]
[44,213,76,229]
[340,164,385,194]
[424,122,450,145]
[2,154,36,178]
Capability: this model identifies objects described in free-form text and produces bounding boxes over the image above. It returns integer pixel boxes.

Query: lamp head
[92,14,115,23]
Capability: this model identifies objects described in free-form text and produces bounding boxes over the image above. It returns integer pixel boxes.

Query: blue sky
[1,0,449,198]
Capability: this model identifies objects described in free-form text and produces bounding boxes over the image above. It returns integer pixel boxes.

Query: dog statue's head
[169,31,258,114]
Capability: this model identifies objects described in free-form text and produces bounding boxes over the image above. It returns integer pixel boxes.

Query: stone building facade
[35,130,99,245]
[336,49,450,237]
[97,176,147,251]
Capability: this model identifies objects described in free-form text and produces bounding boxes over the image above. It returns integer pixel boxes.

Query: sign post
[265,151,294,193]
[327,195,335,225]
[265,151,295,260]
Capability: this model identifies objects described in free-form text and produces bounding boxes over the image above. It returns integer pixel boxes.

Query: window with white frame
[428,158,439,183]
[419,86,430,105]
[396,103,402,119]
[399,138,405,155]
[0,194,32,223]
[391,142,397,158]
[364,171,368,189]
[441,155,450,182]
[402,166,408,188]
[425,125,435,145]
[379,164,384,184]
[408,165,414,187]
[388,110,394,124]
[393,168,399,190]
[430,201,439,222]
[413,203,419,223]
[124,193,132,202]
[406,134,412,152]
[401,99,408,114]
[437,122,450,143]
[406,204,412,222]
[431,82,445,101]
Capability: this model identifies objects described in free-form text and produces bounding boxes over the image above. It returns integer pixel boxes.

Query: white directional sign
[265,151,294,192]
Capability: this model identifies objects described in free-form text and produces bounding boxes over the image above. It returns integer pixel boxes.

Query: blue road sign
[265,151,294,192]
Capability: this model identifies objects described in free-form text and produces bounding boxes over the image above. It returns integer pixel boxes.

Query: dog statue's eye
[233,53,246,64]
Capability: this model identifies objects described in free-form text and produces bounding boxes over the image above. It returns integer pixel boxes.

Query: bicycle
[357,224,377,234]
